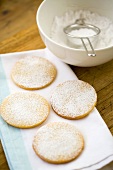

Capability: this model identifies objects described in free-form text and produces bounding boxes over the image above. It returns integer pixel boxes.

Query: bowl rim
[36,0,113,52]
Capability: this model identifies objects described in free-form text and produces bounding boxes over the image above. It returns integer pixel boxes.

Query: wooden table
[0,0,113,169]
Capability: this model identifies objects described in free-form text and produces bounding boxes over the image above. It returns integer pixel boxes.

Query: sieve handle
[81,38,96,57]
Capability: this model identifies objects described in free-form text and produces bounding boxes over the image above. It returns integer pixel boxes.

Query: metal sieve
[63,19,101,57]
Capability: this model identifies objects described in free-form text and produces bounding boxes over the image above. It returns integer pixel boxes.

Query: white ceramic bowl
[36,0,113,67]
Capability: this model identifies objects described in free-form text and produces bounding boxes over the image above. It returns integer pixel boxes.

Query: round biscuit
[32,122,84,164]
[50,80,97,119]
[11,56,57,90]
[0,92,50,128]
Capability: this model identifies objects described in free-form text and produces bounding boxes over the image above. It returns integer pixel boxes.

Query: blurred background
[0,0,45,53]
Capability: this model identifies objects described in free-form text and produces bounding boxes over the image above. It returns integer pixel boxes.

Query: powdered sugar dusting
[33,122,84,163]
[51,10,113,49]
[11,56,57,90]
[50,80,97,119]
[0,92,50,128]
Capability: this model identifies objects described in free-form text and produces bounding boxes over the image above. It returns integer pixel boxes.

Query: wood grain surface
[0,0,113,169]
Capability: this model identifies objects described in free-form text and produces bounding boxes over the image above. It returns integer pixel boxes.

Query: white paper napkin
[0,48,113,170]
